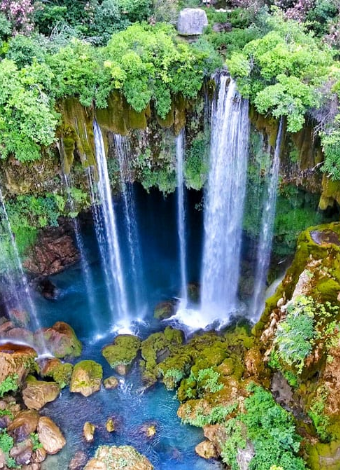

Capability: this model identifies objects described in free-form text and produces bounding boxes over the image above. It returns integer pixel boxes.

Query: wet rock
[4,327,34,344]
[9,309,30,328]
[22,376,60,410]
[36,278,58,300]
[36,322,82,359]
[0,343,37,385]
[195,440,218,459]
[37,416,66,455]
[23,227,79,276]
[154,300,176,320]
[83,422,96,442]
[84,445,153,470]
[70,360,102,397]
[8,410,40,442]
[103,376,119,390]
[177,8,208,36]
[102,335,141,375]
[69,451,87,470]
[10,439,33,466]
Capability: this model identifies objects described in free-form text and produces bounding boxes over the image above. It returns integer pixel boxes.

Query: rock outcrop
[84,445,153,470]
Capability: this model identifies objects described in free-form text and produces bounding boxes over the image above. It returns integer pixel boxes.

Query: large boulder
[35,322,82,359]
[39,357,73,388]
[22,376,60,410]
[70,360,103,397]
[37,416,66,455]
[102,335,141,375]
[0,343,37,386]
[84,445,153,470]
[177,8,208,36]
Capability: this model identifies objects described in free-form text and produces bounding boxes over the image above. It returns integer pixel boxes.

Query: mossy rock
[70,360,103,397]
[102,335,141,374]
[40,358,73,388]
[153,301,177,320]
[38,322,82,359]
[307,439,340,470]
[140,327,184,386]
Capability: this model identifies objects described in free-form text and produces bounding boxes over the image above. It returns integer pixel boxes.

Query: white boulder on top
[177,8,208,36]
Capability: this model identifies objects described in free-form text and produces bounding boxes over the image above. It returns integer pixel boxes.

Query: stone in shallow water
[177,8,208,36]
[37,416,66,455]
[83,422,96,442]
[70,360,103,397]
[22,376,60,410]
[103,376,119,389]
[84,445,153,470]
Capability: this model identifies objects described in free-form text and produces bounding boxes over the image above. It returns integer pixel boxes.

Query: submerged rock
[177,8,208,36]
[22,376,60,410]
[106,418,115,433]
[84,445,153,470]
[70,360,103,397]
[36,321,82,359]
[69,451,87,470]
[36,278,58,300]
[37,416,66,455]
[102,335,141,375]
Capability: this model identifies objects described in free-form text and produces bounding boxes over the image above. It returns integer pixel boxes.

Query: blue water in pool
[27,186,220,468]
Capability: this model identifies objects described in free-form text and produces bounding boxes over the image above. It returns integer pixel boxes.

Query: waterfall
[63,175,99,331]
[114,134,145,313]
[92,122,129,325]
[176,129,188,306]
[250,119,283,321]
[201,77,250,321]
[0,190,48,354]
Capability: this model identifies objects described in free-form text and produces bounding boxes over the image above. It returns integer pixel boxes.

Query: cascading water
[92,122,129,327]
[63,174,99,331]
[250,118,283,321]
[176,129,188,306]
[201,76,250,322]
[114,134,145,313]
[0,190,48,354]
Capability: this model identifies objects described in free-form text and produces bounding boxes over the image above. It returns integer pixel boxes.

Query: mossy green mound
[102,334,141,374]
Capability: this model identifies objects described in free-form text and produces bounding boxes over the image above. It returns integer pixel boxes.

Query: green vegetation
[0,429,17,468]
[221,384,306,470]
[0,374,18,398]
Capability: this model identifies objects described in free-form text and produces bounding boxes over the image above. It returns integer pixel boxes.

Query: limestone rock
[177,8,208,36]
[83,422,96,442]
[84,445,153,470]
[195,440,218,459]
[36,322,82,359]
[103,376,119,390]
[0,343,37,385]
[70,360,102,397]
[37,416,66,455]
[23,376,60,410]
[8,410,40,441]
[102,335,141,375]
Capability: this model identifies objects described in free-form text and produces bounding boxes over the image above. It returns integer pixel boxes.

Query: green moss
[102,334,141,369]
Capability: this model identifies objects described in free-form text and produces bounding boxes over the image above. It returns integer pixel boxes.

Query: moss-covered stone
[102,334,141,375]
[37,322,82,359]
[70,360,103,397]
